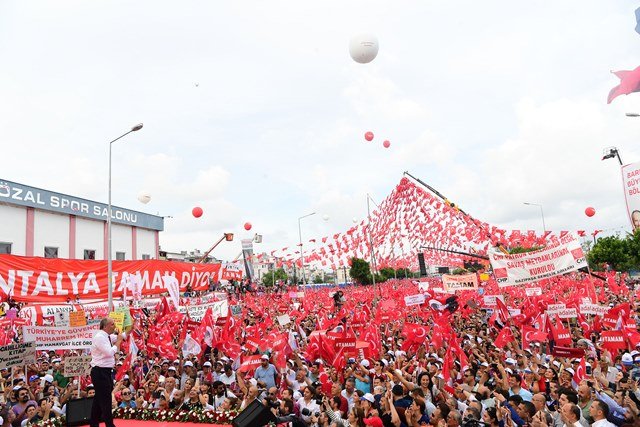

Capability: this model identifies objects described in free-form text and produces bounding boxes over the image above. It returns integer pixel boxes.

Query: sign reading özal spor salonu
[0,179,163,230]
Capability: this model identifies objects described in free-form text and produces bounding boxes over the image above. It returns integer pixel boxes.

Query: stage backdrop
[0,254,238,303]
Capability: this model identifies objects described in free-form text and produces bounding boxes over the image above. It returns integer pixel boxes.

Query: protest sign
[116,306,132,329]
[525,287,542,296]
[108,312,124,332]
[489,233,586,287]
[178,300,228,322]
[417,281,429,292]
[22,324,99,350]
[404,294,426,306]
[546,304,567,315]
[69,310,86,327]
[579,303,610,316]
[442,274,478,292]
[54,311,69,327]
[63,355,92,377]
[556,308,577,319]
[277,314,291,326]
[0,342,36,370]
[482,295,504,308]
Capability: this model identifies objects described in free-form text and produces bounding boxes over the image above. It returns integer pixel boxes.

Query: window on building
[0,242,11,254]
[84,250,96,260]
[44,247,58,258]
[141,254,151,260]
[116,252,126,261]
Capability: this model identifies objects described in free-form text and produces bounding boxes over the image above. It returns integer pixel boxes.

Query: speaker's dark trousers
[90,366,115,427]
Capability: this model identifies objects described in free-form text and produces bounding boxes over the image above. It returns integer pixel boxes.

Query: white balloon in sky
[137,191,151,204]
[349,34,379,64]
[322,214,330,221]
[352,217,358,223]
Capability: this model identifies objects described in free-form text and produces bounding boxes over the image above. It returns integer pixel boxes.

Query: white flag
[163,275,181,309]
[182,333,201,358]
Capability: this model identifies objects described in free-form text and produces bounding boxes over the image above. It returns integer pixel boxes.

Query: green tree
[349,257,373,285]
[587,232,640,271]
[313,275,324,284]
[508,246,542,254]
[379,267,396,281]
[395,268,412,278]
[262,268,288,287]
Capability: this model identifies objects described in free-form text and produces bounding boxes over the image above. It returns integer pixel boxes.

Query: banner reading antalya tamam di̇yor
[488,233,586,287]
[0,255,241,303]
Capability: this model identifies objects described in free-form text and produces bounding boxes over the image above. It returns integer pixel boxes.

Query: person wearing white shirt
[89,318,123,427]
[589,399,617,427]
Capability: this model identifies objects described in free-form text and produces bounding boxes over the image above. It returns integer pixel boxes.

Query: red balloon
[244,222,252,231]
[383,140,390,148]
[192,207,203,218]
[364,131,374,141]
[585,207,595,217]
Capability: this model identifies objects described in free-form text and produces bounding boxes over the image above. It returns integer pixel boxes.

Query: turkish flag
[238,355,262,373]
[494,327,514,348]
[601,330,627,352]
[554,318,572,346]
[521,325,548,349]
[402,323,429,345]
[573,358,587,385]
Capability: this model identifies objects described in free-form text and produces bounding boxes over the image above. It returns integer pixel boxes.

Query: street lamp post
[298,212,316,289]
[523,202,546,234]
[107,123,143,311]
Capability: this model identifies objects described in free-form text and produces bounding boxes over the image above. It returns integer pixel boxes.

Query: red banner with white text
[0,255,224,303]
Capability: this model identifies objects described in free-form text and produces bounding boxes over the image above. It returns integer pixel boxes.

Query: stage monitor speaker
[417,253,427,277]
[232,400,277,427]
[66,396,93,426]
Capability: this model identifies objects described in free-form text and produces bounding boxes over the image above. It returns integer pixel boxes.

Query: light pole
[298,212,316,288]
[601,146,623,166]
[107,123,143,311]
[523,202,546,234]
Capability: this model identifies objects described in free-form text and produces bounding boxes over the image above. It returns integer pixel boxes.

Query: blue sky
[1,1,639,263]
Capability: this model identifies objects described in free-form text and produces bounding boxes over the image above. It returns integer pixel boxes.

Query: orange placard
[69,310,87,327]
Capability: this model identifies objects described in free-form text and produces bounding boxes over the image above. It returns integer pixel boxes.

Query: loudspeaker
[417,253,427,277]
[232,400,277,427]
[66,397,93,426]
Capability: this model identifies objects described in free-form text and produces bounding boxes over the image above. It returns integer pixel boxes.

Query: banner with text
[442,273,478,292]
[488,233,586,287]
[622,161,640,233]
[0,255,226,303]
[22,324,99,350]
[178,300,228,322]
[0,342,36,370]
[63,355,92,377]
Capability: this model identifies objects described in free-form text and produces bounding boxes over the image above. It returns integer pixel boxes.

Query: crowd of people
[0,271,639,427]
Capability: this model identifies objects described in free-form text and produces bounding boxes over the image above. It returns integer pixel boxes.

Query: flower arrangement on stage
[31,419,65,427]
[112,407,239,424]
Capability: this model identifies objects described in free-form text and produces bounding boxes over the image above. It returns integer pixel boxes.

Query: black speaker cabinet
[66,397,93,426]
[417,253,427,277]
[232,399,276,427]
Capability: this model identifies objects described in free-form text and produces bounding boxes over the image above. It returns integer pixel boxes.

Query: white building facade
[0,179,163,260]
